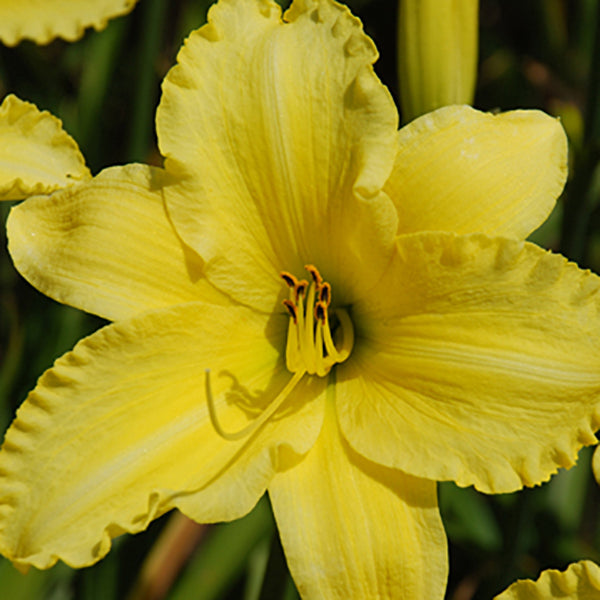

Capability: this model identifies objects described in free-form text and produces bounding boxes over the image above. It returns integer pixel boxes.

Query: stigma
[280,265,354,377]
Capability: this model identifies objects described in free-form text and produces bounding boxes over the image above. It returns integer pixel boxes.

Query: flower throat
[206,265,354,441]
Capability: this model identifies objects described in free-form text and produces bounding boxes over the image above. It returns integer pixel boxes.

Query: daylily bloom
[0,95,90,201]
[0,0,139,46]
[1,0,600,598]
[494,561,600,599]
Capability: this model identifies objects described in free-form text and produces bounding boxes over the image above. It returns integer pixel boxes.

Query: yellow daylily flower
[1,0,600,598]
[0,94,91,201]
[0,0,139,46]
[495,561,600,599]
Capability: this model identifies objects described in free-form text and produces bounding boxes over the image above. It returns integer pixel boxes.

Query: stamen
[206,265,354,444]
[205,369,305,441]
[279,265,354,378]
[314,301,326,324]
[295,280,308,303]
[318,282,331,306]
[282,299,297,323]
[305,264,323,288]
[280,272,298,288]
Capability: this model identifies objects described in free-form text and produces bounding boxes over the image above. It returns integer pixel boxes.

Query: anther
[305,264,323,288]
[295,280,308,302]
[283,299,298,323]
[319,282,331,306]
[280,272,298,288]
[314,302,326,324]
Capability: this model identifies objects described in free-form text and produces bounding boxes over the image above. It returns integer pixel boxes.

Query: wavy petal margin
[384,105,567,239]
[0,0,139,46]
[0,303,326,569]
[338,232,600,493]
[158,0,398,309]
[269,396,447,600]
[0,95,90,200]
[495,561,600,599]
[7,164,228,322]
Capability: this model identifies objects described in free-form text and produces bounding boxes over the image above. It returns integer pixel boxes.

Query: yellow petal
[157,0,399,308]
[7,163,229,322]
[0,95,90,200]
[0,303,326,569]
[384,105,568,239]
[269,396,447,600]
[495,561,600,600]
[337,232,600,493]
[0,0,138,46]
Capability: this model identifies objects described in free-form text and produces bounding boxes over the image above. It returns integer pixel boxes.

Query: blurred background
[0,0,599,598]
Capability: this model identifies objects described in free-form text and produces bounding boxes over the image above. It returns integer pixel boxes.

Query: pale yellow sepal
[495,561,600,599]
[339,232,600,494]
[269,395,447,600]
[0,95,90,201]
[7,163,229,322]
[158,0,398,310]
[384,105,568,240]
[0,303,326,569]
[398,0,478,122]
[0,0,138,46]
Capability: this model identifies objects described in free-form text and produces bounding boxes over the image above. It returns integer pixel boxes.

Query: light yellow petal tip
[387,105,568,239]
[495,561,600,599]
[0,0,139,46]
[0,95,90,201]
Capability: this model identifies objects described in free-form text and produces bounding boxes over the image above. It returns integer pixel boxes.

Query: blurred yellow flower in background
[495,560,600,600]
[0,0,139,46]
[0,95,90,200]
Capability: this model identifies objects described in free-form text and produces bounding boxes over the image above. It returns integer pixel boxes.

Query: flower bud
[398,0,479,123]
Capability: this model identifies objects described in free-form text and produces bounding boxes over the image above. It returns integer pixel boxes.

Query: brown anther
[319,282,331,306]
[305,264,323,288]
[280,272,298,288]
[283,299,298,323]
[295,280,309,302]
[314,301,327,324]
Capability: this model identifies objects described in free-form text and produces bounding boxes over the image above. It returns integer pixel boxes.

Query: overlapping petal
[7,164,231,322]
[0,0,138,46]
[269,396,447,600]
[495,561,600,599]
[384,105,568,239]
[0,302,326,570]
[157,0,399,309]
[337,232,600,493]
[0,95,90,201]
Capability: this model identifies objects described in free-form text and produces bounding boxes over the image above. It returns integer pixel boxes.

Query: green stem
[559,1,600,265]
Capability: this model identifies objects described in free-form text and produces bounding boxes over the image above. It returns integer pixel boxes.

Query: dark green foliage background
[0,1,599,598]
